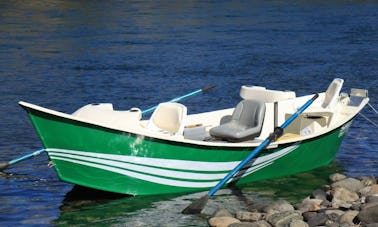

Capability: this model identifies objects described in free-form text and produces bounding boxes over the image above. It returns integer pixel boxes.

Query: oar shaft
[209,139,271,196]
[0,149,45,171]
[209,93,319,196]
[8,149,45,165]
[141,84,216,115]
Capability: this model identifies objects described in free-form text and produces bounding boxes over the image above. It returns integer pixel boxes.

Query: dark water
[0,0,377,226]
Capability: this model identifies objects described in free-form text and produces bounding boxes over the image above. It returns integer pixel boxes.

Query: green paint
[24,106,349,195]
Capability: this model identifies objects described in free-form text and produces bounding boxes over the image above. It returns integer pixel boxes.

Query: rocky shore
[208,174,378,227]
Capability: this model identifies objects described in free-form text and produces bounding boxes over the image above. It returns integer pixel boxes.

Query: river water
[0,1,377,226]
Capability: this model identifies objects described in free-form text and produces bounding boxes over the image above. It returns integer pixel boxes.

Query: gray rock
[360,186,373,197]
[338,210,359,225]
[231,220,272,227]
[350,201,362,211]
[289,220,309,227]
[208,216,241,227]
[358,176,377,186]
[228,222,257,227]
[325,222,339,227]
[365,224,378,227]
[311,189,328,201]
[302,211,317,222]
[366,196,378,203]
[331,177,365,192]
[266,211,302,227]
[329,173,347,182]
[370,184,378,195]
[236,211,262,222]
[331,187,359,208]
[302,211,317,221]
[264,199,294,215]
[296,197,323,212]
[358,202,378,224]
[213,208,233,217]
[325,209,345,222]
[307,213,328,227]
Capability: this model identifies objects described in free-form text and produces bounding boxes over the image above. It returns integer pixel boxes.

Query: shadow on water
[59,185,131,212]
[54,185,195,226]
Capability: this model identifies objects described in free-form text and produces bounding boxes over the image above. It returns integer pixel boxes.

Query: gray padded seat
[209,100,265,142]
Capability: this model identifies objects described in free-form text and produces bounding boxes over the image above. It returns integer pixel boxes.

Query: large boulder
[236,211,262,222]
[331,187,359,208]
[331,177,365,192]
[208,216,241,227]
[266,211,302,227]
[264,199,294,215]
[358,202,378,224]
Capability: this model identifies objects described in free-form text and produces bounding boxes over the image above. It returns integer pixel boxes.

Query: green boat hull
[23,106,351,196]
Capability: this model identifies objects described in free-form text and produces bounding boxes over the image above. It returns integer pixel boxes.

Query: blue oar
[0,149,45,171]
[182,93,319,214]
[0,84,216,171]
[142,84,216,115]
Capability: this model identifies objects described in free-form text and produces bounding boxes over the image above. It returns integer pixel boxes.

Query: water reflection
[53,163,344,226]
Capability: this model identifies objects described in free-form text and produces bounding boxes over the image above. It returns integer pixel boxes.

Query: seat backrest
[322,78,344,109]
[147,102,187,135]
[231,99,265,129]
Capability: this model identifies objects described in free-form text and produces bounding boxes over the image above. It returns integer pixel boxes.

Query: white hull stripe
[47,144,299,187]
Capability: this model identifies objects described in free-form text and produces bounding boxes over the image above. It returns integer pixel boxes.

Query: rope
[359,113,378,128]
[368,103,378,114]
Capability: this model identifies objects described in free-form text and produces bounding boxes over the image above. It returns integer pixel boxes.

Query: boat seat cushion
[209,100,265,142]
[147,102,187,135]
[322,78,344,109]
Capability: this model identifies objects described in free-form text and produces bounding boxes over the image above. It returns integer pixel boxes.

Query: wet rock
[296,197,323,212]
[289,220,309,227]
[331,187,359,208]
[338,210,359,225]
[236,211,262,222]
[266,211,302,227]
[264,199,294,215]
[213,208,233,217]
[311,189,328,201]
[208,216,241,227]
[329,173,347,182]
[302,211,317,222]
[306,213,328,227]
[358,202,378,224]
[331,177,365,192]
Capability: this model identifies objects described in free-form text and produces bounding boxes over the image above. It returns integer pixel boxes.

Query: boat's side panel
[24,106,351,195]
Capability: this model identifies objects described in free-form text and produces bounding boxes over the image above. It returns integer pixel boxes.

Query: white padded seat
[147,102,187,135]
[321,78,344,109]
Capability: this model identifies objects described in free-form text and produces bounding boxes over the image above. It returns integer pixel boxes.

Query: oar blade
[181,194,210,214]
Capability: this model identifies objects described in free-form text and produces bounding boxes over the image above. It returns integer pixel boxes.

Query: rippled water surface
[0,1,377,226]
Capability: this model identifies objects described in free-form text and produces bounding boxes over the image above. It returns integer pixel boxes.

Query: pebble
[208,174,378,227]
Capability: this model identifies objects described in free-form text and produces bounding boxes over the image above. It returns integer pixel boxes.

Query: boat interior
[67,78,369,146]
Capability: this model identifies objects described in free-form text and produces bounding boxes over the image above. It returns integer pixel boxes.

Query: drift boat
[19,78,369,196]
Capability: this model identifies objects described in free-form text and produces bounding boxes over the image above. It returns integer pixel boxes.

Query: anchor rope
[368,102,378,114]
[358,101,378,128]
[359,113,378,128]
